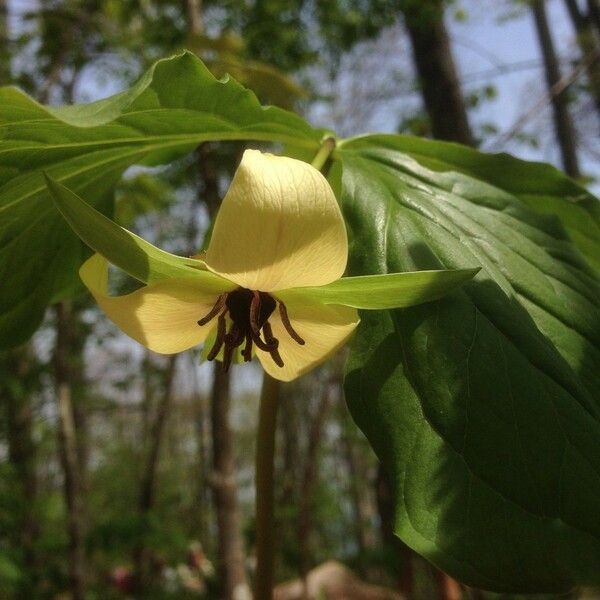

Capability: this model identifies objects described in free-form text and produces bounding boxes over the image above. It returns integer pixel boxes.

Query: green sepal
[279,268,479,309]
[45,175,220,285]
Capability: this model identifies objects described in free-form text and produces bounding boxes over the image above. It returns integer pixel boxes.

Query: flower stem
[254,371,280,599]
[311,136,336,171]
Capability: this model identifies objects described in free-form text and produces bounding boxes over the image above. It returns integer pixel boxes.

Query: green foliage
[339,135,600,592]
[2,52,600,595]
[281,268,479,308]
[0,51,322,349]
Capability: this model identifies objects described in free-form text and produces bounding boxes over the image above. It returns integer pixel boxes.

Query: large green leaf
[338,135,600,592]
[0,52,322,349]
[347,134,600,272]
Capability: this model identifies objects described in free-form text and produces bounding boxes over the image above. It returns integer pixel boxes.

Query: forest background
[1,0,598,599]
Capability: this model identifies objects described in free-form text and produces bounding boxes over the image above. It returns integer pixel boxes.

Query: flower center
[197,287,305,372]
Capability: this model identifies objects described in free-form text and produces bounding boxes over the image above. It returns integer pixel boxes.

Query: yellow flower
[47,149,478,382]
[80,150,358,381]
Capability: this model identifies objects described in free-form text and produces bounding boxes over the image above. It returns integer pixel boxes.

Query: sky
[310,0,594,176]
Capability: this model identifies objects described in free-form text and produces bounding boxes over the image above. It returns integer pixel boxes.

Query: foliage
[338,135,600,591]
[1,19,599,598]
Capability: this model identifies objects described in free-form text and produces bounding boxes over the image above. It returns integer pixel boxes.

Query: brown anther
[206,311,227,361]
[278,301,305,345]
[249,290,261,334]
[198,293,227,326]
[263,322,284,367]
[242,333,253,362]
[197,287,304,371]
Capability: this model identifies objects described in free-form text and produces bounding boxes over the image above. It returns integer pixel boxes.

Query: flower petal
[205,150,348,291]
[80,254,234,354]
[256,296,359,381]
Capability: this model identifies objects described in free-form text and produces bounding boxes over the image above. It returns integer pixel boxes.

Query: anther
[263,322,284,367]
[249,290,261,334]
[278,301,305,345]
[251,328,277,352]
[206,311,227,361]
[198,287,304,371]
[242,333,253,362]
[198,293,227,326]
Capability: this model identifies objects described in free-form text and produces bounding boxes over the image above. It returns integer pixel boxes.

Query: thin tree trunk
[197,138,249,599]
[276,387,301,567]
[0,0,10,85]
[209,365,249,599]
[297,376,336,580]
[587,0,600,35]
[192,355,212,551]
[54,302,86,600]
[402,0,474,145]
[134,354,178,591]
[2,348,39,598]
[532,0,581,177]
[139,356,178,512]
[563,0,600,120]
[185,0,203,37]
[339,405,376,569]
[186,9,247,592]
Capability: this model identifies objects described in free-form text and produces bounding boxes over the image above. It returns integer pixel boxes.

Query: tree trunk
[192,354,212,551]
[54,302,86,600]
[402,0,474,145]
[185,0,203,37]
[587,0,600,36]
[209,365,250,599]
[339,405,376,569]
[532,0,581,177]
[197,138,249,600]
[0,0,9,85]
[297,376,336,580]
[134,354,178,591]
[563,0,600,120]
[2,348,39,598]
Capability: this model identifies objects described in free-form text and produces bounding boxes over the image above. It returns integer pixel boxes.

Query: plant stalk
[310,136,336,171]
[254,372,280,599]
[253,139,335,599]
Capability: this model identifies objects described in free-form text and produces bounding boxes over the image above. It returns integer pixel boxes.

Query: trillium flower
[46,150,478,382]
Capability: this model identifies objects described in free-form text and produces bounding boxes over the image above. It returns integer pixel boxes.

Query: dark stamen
[206,311,227,361]
[263,322,284,367]
[242,333,253,362]
[198,287,304,371]
[222,324,242,372]
[249,290,261,334]
[278,301,305,345]
[251,328,277,352]
[198,293,227,326]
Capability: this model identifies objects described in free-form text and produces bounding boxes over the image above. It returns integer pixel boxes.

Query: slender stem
[310,136,336,170]
[253,140,333,599]
[254,371,280,600]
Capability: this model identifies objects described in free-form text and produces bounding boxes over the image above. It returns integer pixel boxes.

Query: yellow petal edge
[80,254,229,354]
[205,149,348,292]
[257,295,360,381]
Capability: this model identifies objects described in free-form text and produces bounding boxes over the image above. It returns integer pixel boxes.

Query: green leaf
[45,175,233,297]
[343,134,600,272]
[338,135,600,593]
[280,269,479,309]
[0,51,323,350]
